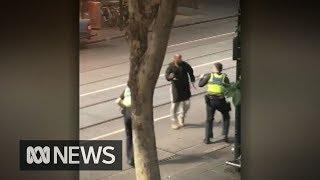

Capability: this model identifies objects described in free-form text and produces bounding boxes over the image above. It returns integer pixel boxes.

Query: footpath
[88,0,238,42]
[81,96,240,180]
[107,140,240,180]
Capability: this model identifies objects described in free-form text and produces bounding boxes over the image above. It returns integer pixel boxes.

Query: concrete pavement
[79,18,237,129]
[80,94,239,180]
[85,0,238,42]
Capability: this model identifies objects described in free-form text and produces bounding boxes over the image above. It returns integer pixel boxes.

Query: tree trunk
[127,0,178,179]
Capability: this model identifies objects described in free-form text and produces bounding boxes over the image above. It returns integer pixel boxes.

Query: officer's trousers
[123,107,133,164]
[204,95,230,141]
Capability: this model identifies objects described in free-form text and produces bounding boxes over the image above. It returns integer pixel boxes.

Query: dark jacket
[165,61,195,103]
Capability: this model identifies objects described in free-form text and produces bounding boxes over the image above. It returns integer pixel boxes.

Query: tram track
[80,66,236,130]
[80,39,234,86]
[80,65,236,109]
[79,52,234,104]
[79,16,237,75]
[79,16,238,130]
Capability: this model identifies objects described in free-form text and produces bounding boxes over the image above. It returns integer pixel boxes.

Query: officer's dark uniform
[199,72,231,144]
[118,86,134,166]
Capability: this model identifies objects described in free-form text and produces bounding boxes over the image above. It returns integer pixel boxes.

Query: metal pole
[234,64,241,160]
[234,0,241,161]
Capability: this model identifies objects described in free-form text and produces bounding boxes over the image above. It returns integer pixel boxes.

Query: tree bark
[127,0,178,179]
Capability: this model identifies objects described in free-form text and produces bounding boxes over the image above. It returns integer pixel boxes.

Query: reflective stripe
[122,86,131,107]
[207,73,226,95]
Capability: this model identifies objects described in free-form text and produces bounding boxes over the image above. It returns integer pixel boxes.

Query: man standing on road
[165,54,196,130]
[115,85,134,167]
[198,62,231,144]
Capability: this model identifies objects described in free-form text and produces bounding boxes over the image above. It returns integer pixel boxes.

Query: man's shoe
[171,123,180,130]
[178,117,185,127]
[178,120,185,127]
[224,137,230,143]
[203,139,213,144]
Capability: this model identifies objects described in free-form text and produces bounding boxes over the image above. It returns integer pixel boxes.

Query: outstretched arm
[198,73,210,87]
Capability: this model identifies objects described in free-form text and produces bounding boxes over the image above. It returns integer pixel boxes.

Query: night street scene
[79,0,241,179]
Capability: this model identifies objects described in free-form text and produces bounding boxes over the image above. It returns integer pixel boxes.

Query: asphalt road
[79,15,238,179]
[80,17,237,128]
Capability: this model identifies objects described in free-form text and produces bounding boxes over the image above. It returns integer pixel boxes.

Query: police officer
[115,85,134,167]
[198,62,231,144]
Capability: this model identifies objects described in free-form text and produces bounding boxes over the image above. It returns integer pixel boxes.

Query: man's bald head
[174,54,182,59]
[173,54,182,64]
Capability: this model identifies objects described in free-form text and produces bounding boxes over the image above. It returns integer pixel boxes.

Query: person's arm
[223,74,230,85]
[119,90,125,99]
[116,89,126,108]
[185,62,195,83]
[198,73,211,87]
[165,65,175,81]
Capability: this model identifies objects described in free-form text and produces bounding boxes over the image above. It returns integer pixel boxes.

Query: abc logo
[20,140,122,170]
[26,146,50,164]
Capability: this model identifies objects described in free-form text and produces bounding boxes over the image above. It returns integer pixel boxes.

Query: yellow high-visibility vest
[122,86,131,107]
[207,73,226,95]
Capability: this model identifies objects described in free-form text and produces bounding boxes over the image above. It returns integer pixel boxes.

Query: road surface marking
[80,84,126,97]
[80,57,231,97]
[89,114,171,140]
[167,32,235,48]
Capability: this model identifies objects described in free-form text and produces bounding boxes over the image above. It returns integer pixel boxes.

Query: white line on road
[167,32,235,48]
[80,83,126,97]
[89,114,171,140]
[80,57,232,97]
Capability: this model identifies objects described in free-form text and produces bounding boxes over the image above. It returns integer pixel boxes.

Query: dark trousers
[123,107,133,164]
[204,95,230,141]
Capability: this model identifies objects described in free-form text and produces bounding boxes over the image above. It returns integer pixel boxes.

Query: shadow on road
[184,121,235,129]
[184,123,205,128]
[160,144,232,165]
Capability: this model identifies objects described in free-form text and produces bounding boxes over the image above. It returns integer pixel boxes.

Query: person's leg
[178,100,190,126]
[171,101,180,129]
[217,100,231,142]
[222,111,230,142]
[209,99,218,139]
[204,97,215,143]
[124,108,134,166]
